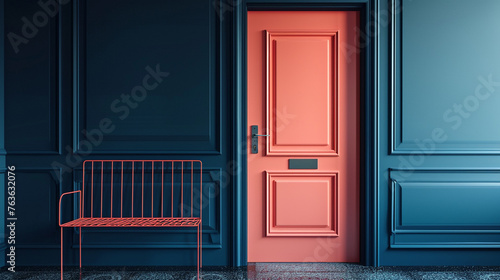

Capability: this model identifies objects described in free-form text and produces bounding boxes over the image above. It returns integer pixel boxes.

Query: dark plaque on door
[288,159,318,169]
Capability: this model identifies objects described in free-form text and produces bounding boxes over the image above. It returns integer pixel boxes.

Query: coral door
[247,11,360,262]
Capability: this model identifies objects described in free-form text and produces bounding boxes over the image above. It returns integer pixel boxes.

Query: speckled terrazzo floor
[1,263,500,279]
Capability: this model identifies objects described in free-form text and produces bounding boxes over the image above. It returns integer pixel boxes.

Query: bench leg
[60,227,63,280]
[197,225,200,280]
[61,227,82,280]
[79,227,82,269]
[79,227,82,277]
[200,222,203,267]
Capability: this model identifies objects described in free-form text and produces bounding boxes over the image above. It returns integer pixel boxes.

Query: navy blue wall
[0,0,6,267]
[3,0,238,266]
[378,0,500,265]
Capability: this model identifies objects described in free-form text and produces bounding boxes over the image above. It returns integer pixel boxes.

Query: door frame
[231,0,380,266]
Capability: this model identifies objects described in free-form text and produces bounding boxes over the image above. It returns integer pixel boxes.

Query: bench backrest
[81,160,202,219]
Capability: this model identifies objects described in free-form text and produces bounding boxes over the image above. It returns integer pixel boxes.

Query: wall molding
[70,167,223,249]
[72,0,221,155]
[6,17,61,155]
[13,168,62,249]
[390,0,500,155]
[390,168,500,248]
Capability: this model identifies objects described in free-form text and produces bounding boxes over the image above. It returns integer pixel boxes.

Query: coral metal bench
[59,160,203,280]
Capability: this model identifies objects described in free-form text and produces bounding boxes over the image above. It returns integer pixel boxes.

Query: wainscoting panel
[74,0,220,154]
[390,169,500,248]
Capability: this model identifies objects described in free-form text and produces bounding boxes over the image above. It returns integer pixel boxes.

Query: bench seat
[61,217,201,228]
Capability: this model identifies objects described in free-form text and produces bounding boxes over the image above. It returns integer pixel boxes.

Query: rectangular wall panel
[71,167,223,249]
[390,169,500,248]
[397,183,500,228]
[15,169,62,248]
[391,0,500,154]
[4,1,60,154]
[266,31,338,156]
[74,0,220,154]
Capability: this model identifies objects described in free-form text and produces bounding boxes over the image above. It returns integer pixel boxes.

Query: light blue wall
[379,0,500,265]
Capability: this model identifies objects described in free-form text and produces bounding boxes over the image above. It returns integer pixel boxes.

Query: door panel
[267,31,337,155]
[266,171,338,236]
[248,11,360,262]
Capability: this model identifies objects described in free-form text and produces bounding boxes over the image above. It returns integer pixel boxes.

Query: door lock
[251,125,269,154]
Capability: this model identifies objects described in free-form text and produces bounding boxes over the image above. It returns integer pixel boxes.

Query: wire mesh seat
[61,217,201,227]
